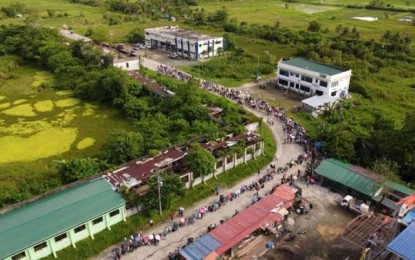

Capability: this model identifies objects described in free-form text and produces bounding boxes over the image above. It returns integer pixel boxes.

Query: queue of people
[157,64,192,82]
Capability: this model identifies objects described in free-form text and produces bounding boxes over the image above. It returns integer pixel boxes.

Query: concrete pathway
[93,62,305,260]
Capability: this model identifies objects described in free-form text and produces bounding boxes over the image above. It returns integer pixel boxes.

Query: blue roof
[180,234,222,260]
[402,209,415,226]
[387,223,415,260]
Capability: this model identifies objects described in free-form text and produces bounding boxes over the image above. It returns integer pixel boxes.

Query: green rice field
[0,65,133,179]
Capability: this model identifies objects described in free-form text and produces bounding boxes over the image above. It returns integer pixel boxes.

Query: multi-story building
[276,58,352,99]
[144,26,224,60]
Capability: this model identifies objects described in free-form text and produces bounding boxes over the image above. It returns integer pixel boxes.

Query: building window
[331,91,337,96]
[93,217,103,225]
[110,209,120,217]
[34,242,47,252]
[300,85,310,92]
[74,225,86,233]
[215,41,221,44]
[301,75,313,83]
[290,82,295,88]
[278,79,288,86]
[295,84,299,89]
[279,69,289,77]
[55,233,67,243]
[126,62,129,68]
[319,81,328,87]
[332,81,339,87]
[12,252,26,260]
[315,90,323,96]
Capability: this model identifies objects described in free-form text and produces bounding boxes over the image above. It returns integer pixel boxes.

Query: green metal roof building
[315,158,415,202]
[0,178,126,260]
[280,58,347,76]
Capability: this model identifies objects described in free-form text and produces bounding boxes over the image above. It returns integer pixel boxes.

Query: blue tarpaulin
[387,223,415,260]
[180,234,222,260]
[402,209,415,225]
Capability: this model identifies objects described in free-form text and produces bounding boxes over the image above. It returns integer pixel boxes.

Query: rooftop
[0,179,125,259]
[145,26,220,41]
[387,223,415,260]
[104,149,187,189]
[315,159,415,201]
[59,29,92,42]
[280,58,349,76]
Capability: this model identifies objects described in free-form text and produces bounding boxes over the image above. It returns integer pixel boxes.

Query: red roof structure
[104,149,187,189]
[209,184,297,255]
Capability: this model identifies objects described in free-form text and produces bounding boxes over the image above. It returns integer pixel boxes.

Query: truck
[340,195,370,214]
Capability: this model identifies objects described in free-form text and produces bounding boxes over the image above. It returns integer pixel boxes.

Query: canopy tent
[402,209,415,225]
[301,95,338,110]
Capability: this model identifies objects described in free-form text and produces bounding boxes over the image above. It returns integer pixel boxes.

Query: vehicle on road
[167,53,180,60]
[340,195,370,214]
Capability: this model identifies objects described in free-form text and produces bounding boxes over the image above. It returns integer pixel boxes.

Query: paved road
[93,62,305,260]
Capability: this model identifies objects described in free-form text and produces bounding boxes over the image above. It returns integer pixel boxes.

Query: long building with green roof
[315,158,415,202]
[0,178,126,260]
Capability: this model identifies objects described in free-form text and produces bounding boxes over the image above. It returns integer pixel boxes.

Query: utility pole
[257,55,260,81]
[157,169,162,216]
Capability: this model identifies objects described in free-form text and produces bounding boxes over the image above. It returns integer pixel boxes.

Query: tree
[101,130,144,164]
[186,143,216,183]
[59,157,104,184]
[371,157,402,198]
[127,28,145,43]
[307,21,321,32]
[140,172,185,214]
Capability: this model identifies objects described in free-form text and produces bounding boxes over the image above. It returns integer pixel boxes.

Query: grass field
[0,65,133,189]
[196,0,415,40]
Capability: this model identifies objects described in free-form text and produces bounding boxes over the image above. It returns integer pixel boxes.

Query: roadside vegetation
[43,122,276,260]
[0,23,264,207]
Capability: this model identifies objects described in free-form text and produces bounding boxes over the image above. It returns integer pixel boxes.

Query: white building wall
[113,59,139,71]
[144,28,223,60]
[276,61,351,98]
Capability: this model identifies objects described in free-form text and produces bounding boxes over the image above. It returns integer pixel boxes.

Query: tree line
[0,24,253,207]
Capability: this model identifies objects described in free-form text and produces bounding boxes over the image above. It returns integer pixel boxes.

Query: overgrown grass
[44,123,276,259]
[0,64,134,206]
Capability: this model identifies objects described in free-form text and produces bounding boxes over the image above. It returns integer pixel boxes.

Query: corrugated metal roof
[315,159,381,200]
[280,58,348,76]
[0,179,125,259]
[387,223,415,260]
[180,234,221,260]
[315,159,415,200]
[386,181,415,197]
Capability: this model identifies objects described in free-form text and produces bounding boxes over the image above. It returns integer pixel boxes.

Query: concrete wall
[190,141,264,186]
[113,59,139,71]
[5,206,126,260]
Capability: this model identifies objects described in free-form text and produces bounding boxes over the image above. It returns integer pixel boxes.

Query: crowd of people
[157,64,192,82]
[117,63,326,260]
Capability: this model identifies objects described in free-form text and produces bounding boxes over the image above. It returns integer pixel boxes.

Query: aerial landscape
[0,0,414,259]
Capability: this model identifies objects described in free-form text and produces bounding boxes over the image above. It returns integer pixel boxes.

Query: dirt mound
[265,246,304,260]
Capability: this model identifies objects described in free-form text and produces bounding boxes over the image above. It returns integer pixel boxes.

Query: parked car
[167,53,180,60]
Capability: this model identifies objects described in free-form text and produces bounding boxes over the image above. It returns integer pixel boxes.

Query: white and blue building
[144,26,224,60]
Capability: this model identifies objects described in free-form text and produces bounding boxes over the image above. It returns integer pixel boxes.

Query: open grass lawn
[0,64,134,190]
[197,0,415,39]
